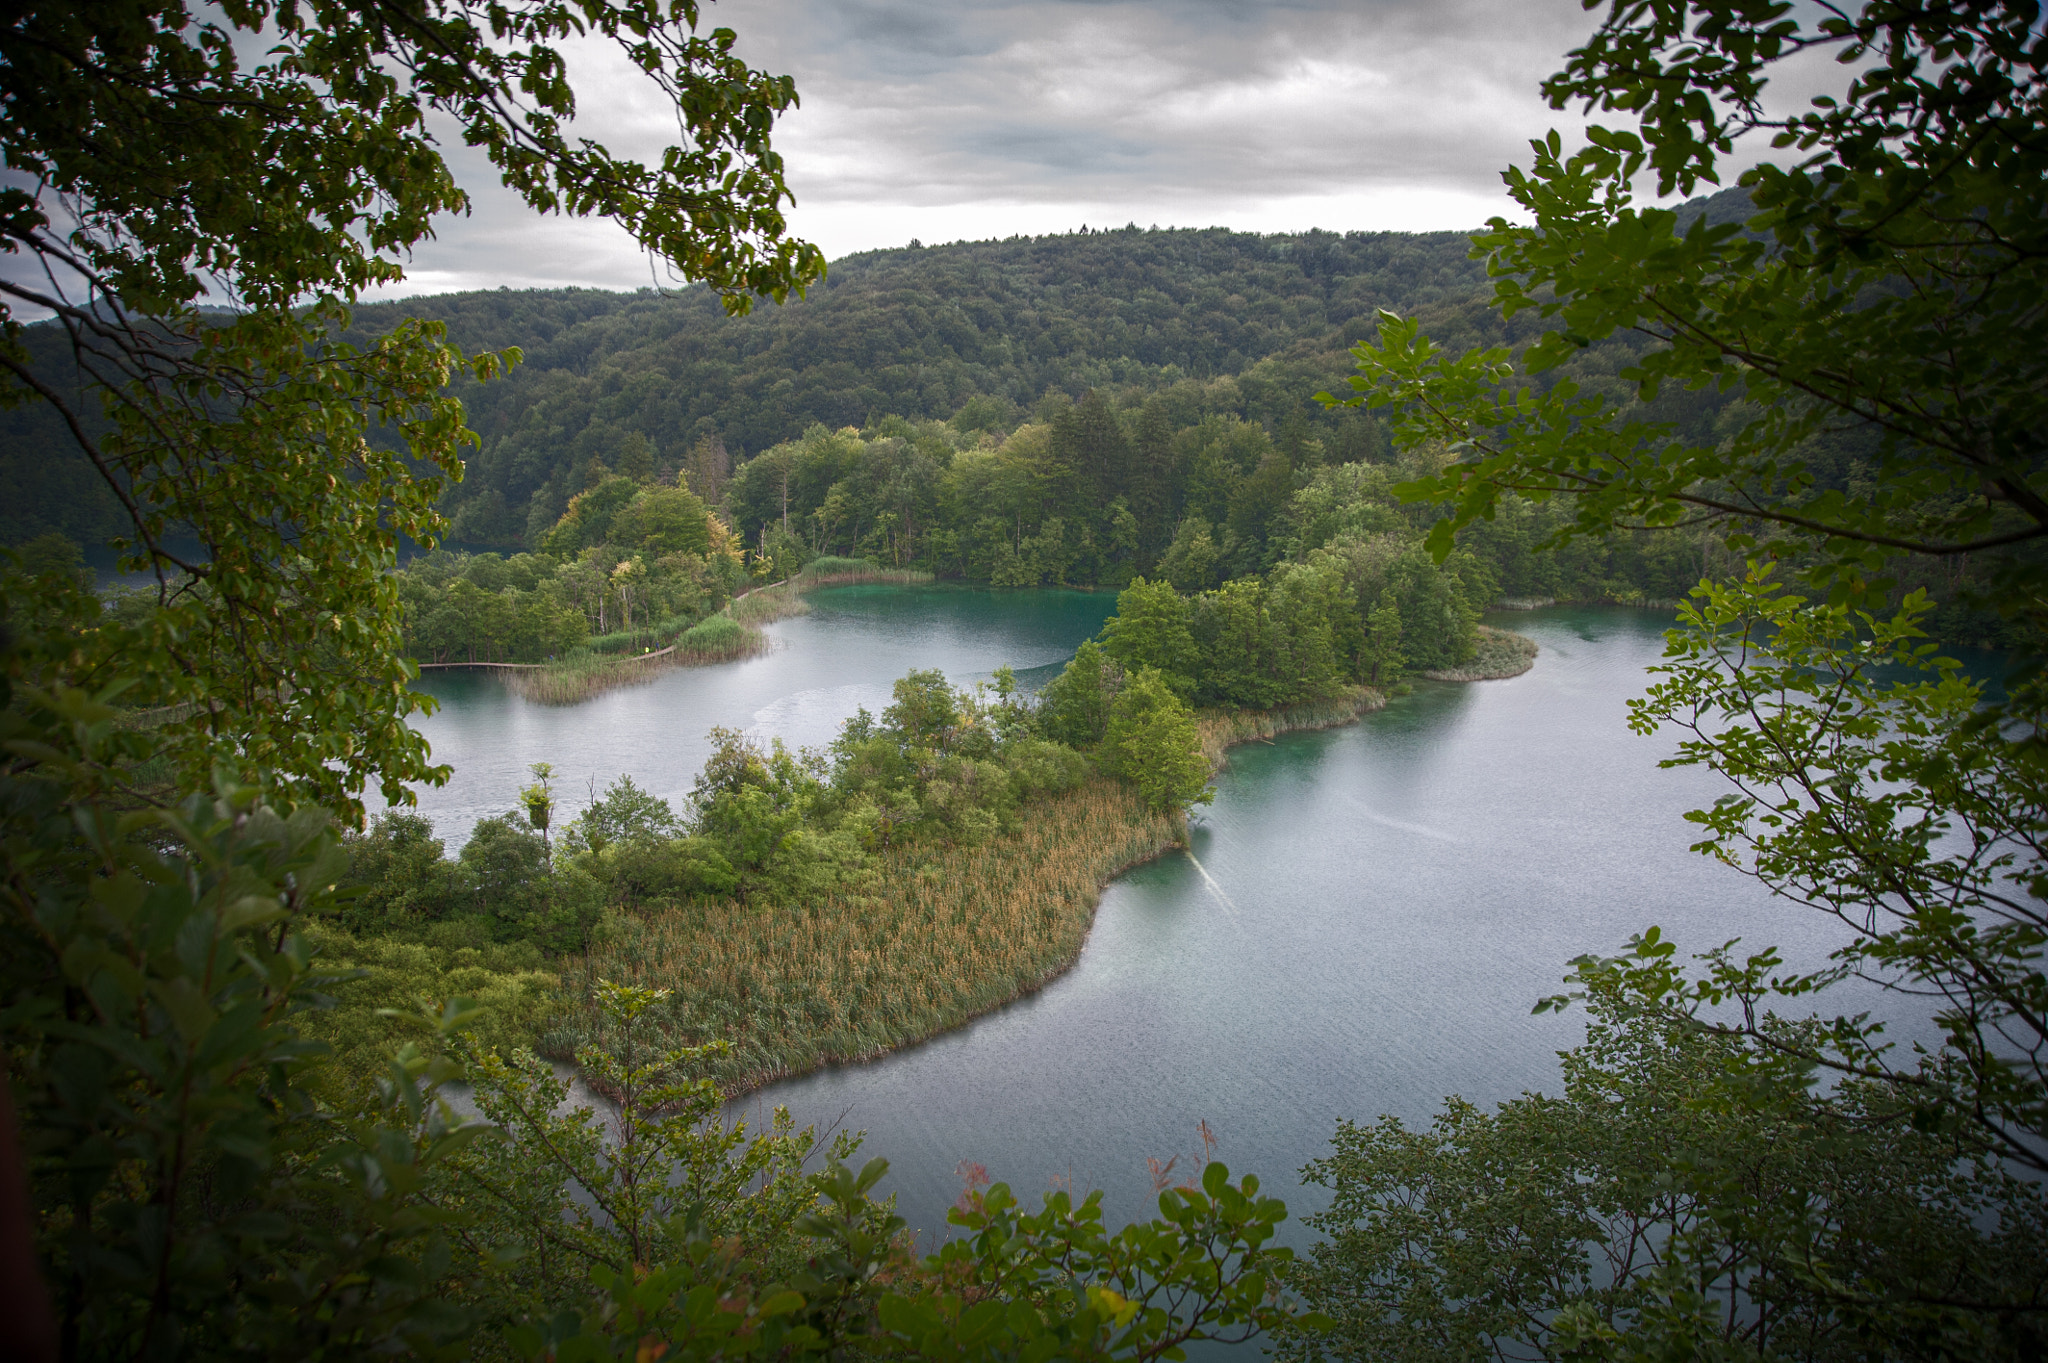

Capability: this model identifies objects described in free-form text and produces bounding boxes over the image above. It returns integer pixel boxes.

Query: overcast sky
[384,0,1617,297]
[8,1,1844,310]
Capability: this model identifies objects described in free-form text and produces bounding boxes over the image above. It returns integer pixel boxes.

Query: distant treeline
[1,226,1511,549]
[11,201,2019,646]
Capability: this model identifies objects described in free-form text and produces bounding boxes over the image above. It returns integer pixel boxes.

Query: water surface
[726,606,1926,1249]
[411,595,1925,1258]
[399,584,1115,845]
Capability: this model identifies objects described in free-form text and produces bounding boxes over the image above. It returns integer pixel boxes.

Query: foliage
[1330,0,2048,636]
[344,227,1481,548]
[1100,578,1199,699]
[397,532,742,666]
[0,673,495,1357]
[1284,560,2048,1362]
[3,647,1311,1357]
[832,670,1086,849]
[1290,6,2048,1358]
[1283,967,2048,1363]
[1560,566,2046,1174]
[294,927,559,1099]
[337,806,604,953]
[0,1,822,818]
[1078,532,1492,714]
[1037,642,1125,750]
[519,1150,1311,1363]
[1102,669,1213,815]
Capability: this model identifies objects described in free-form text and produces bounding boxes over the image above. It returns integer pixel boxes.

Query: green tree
[1284,963,2048,1363]
[1035,641,1123,749]
[1359,590,1404,687]
[1303,3,2048,1353]
[1330,0,2047,636]
[614,484,713,556]
[1,1,822,816]
[881,668,963,753]
[574,774,682,855]
[1100,577,1198,699]
[1102,668,1214,815]
[0,683,495,1357]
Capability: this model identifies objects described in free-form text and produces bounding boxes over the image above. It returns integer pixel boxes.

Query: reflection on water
[412,597,1939,1266]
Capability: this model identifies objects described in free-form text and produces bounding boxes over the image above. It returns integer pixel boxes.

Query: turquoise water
[409,592,1928,1259]
[398,584,1117,846]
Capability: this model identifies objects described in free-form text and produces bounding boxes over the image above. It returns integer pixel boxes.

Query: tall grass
[550,687,1390,1097]
[551,777,1181,1095]
[507,564,930,705]
[1418,625,1538,682]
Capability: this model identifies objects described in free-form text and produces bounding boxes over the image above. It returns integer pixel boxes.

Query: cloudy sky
[385,0,1619,297]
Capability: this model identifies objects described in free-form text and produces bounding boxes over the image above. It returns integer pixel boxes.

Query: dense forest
[0,219,1650,553]
[24,197,2005,646]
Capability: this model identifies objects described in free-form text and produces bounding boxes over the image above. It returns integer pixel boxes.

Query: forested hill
[6,192,1770,553]
[368,226,1523,547]
[1,226,1523,549]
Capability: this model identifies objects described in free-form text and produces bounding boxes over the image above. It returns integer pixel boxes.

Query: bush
[297,927,559,1098]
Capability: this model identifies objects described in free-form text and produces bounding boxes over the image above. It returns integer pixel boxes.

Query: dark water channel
[408,589,1920,1259]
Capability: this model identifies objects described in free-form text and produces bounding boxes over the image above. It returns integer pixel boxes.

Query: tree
[1570,568,2047,1176]
[0,1,823,817]
[1283,961,2048,1363]
[574,774,682,855]
[520,761,557,860]
[1036,641,1122,749]
[1102,668,1214,816]
[1100,577,1198,699]
[1330,0,2047,637]
[1302,2,2048,1353]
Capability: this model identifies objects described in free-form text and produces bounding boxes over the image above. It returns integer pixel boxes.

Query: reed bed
[550,777,1182,1096]
[506,625,769,703]
[549,689,1403,1096]
[1419,625,1538,682]
[505,564,930,704]
[1195,686,1384,768]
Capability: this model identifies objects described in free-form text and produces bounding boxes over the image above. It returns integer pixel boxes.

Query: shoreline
[558,685,1391,1102]
[1419,624,1539,682]
[490,565,933,704]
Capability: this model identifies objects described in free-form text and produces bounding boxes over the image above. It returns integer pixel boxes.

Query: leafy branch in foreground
[1543,564,2047,1174]
[1284,969,2048,1363]
[0,2,823,817]
[1323,0,2047,620]
[0,664,497,1357]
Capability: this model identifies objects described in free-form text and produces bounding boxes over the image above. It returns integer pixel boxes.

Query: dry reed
[554,777,1181,1095]
[1419,625,1538,682]
[553,685,1390,1096]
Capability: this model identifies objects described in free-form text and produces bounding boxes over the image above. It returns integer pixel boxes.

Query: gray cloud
[12,2,1842,309]
[370,0,1610,297]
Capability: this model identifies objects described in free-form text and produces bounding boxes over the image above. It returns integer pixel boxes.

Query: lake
[409,586,1919,1253]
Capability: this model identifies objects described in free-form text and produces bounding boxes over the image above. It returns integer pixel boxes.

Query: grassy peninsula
[548,684,1393,1097]
[332,562,1528,1097]
[504,559,933,704]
